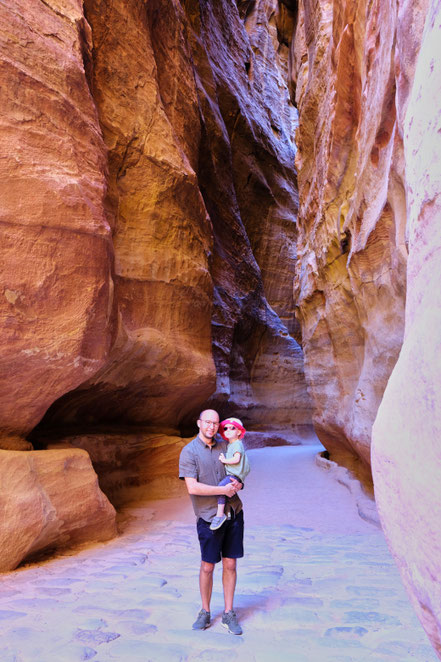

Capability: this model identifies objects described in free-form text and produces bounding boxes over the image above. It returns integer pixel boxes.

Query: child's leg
[210,476,234,531]
[216,476,234,516]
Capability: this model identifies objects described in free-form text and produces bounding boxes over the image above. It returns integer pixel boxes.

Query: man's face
[197,410,220,440]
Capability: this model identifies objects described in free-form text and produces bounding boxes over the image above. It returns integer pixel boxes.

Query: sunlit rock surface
[0,0,114,443]
[33,0,312,435]
[0,448,116,571]
[372,1,441,656]
[292,0,408,467]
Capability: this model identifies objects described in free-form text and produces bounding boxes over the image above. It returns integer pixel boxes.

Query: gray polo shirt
[179,435,243,522]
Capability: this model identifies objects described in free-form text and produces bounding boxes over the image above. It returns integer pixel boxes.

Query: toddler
[210,417,250,531]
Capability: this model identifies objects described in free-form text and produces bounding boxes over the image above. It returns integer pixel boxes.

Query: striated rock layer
[183,0,311,431]
[292,0,408,467]
[372,1,441,657]
[0,0,115,445]
[45,430,190,505]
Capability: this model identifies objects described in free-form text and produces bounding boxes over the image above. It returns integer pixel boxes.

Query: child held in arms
[210,417,251,531]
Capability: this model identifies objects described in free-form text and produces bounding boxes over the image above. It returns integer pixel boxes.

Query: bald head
[199,409,219,421]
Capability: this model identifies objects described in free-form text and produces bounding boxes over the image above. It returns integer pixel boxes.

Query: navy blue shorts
[197,510,244,564]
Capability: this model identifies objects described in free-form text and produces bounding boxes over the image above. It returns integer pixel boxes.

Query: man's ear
[196,420,201,431]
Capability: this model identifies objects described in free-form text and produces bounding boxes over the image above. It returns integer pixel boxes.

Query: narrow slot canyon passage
[1,0,441,660]
[0,445,436,661]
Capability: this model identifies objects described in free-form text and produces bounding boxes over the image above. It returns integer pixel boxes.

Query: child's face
[223,424,241,442]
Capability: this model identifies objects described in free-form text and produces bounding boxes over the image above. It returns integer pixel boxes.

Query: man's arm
[184,477,240,497]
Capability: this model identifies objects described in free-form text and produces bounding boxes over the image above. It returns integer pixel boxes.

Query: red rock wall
[0,0,311,567]
[292,0,408,468]
[0,0,115,445]
[293,0,441,656]
[47,0,217,430]
[31,0,312,437]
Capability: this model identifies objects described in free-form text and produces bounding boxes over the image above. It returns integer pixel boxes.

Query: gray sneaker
[210,515,227,531]
[192,609,210,630]
[221,609,243,635]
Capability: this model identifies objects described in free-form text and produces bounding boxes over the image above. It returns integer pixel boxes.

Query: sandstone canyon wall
[291,0,409,470]
[0,0,118,567]
[372,1,441,656]
[3,4,441,659]
[30,0,312,438]
[292,0,441,657]
[0,0,115,447]
[0,0,311,568]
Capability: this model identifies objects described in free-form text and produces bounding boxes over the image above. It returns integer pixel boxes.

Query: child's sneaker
[210,515,227,530]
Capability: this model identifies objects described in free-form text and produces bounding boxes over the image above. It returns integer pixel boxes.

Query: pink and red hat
[219,417,246,440]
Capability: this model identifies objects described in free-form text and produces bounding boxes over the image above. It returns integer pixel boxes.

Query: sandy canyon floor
[0,445,436,662]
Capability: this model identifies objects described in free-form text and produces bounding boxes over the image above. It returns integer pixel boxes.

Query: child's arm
[219,451,241,466]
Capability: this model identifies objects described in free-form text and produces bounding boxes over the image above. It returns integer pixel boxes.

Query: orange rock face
[292,0,407,467]
[0,1,115,442]
[1,0,311,567]
[0,448,116,571]
[33,0,312,435]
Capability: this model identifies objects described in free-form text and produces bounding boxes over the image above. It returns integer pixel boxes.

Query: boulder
[0,448,116,571]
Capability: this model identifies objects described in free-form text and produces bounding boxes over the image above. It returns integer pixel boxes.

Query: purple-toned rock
[372,1,441,656]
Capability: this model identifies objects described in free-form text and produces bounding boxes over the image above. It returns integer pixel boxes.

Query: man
[179,409,244,635]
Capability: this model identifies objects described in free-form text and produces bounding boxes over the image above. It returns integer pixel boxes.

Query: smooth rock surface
[292,0,411,467]
[0,449,116,572]
[372,1,441,657]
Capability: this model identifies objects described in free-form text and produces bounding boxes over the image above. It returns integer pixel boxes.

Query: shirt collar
[197,434,219,449]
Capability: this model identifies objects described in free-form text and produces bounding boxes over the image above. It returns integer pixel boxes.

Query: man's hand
[223,478,241,497]
[183,476,242,497]
[223,482,237,497]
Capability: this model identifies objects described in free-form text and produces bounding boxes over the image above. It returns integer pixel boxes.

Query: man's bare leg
[222,557,237,612]
[199,561,215,612]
